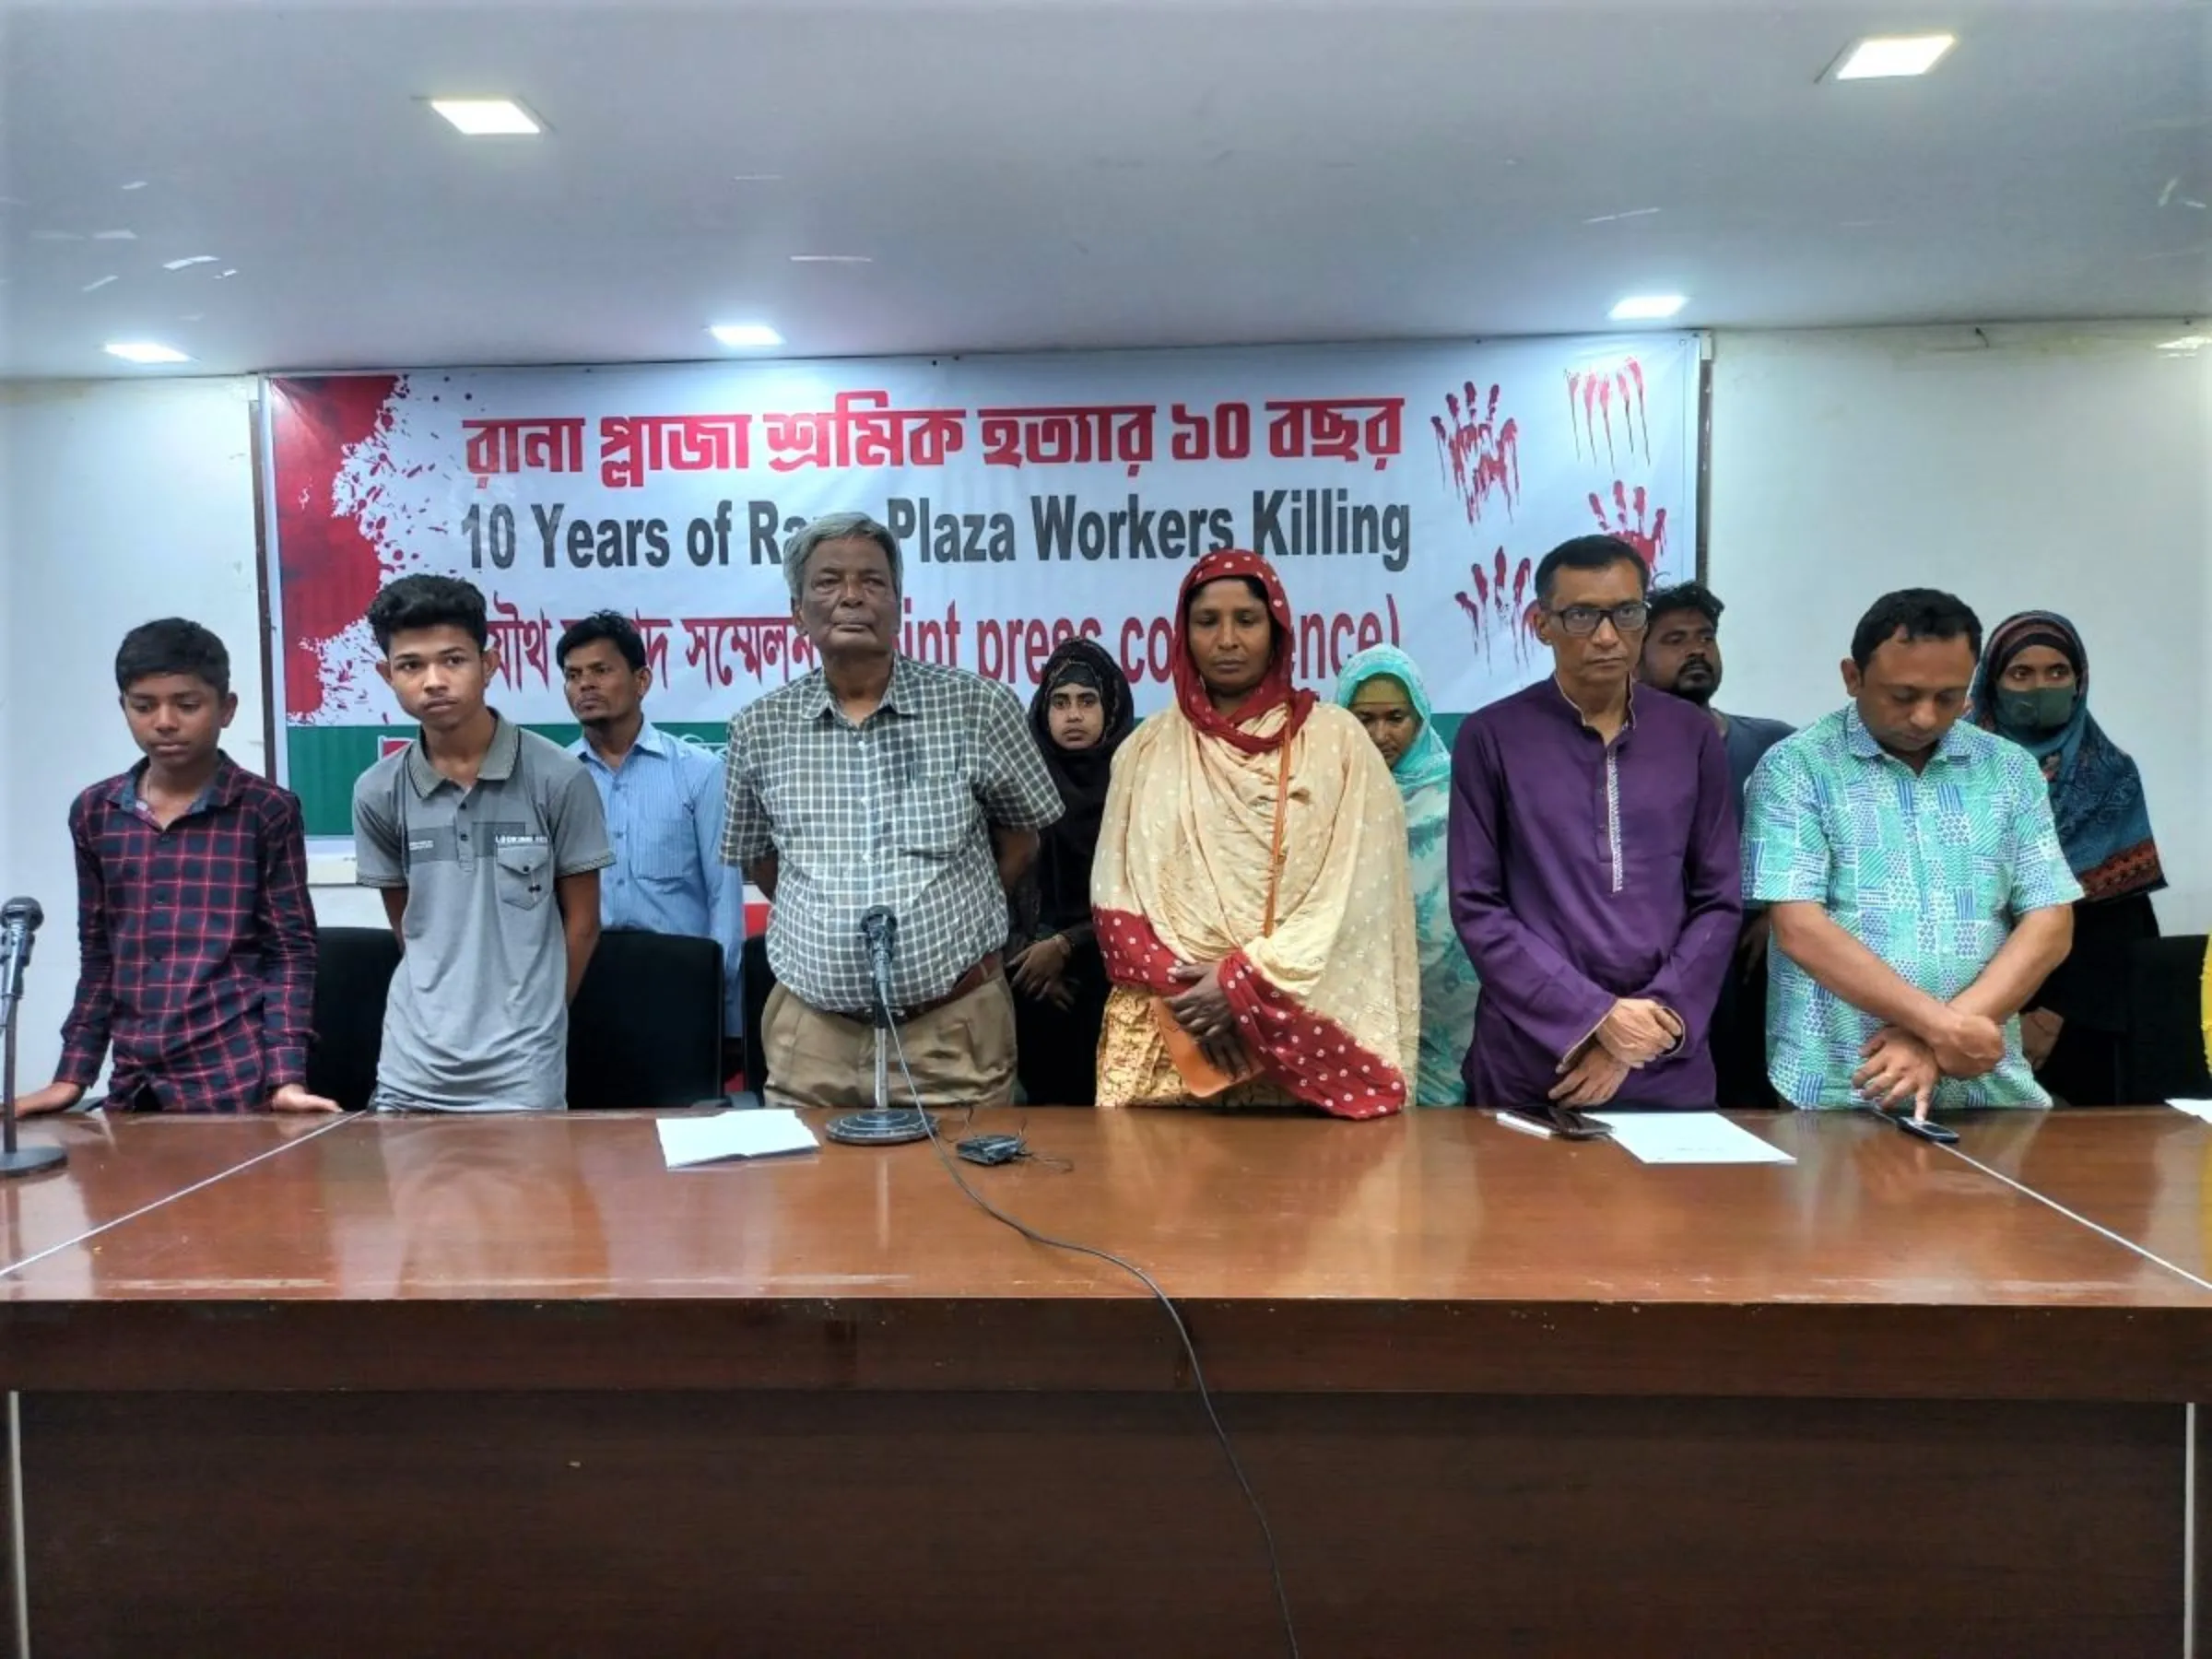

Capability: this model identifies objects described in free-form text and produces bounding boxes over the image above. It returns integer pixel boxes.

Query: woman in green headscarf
[1334,647,1481,1104]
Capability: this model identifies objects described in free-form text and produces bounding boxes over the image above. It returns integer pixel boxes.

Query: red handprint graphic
[1453,545,1537,662]
[1431,381,1520,528]
[1565,359,1650,467]
[1588,480,1668,571]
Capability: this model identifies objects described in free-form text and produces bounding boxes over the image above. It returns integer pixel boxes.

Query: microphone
[860,906,899,1022]
[0,896,42,1007]
[826,905,936,1147]
[1,895,65,1178]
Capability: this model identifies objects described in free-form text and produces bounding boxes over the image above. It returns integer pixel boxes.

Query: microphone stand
[825,965,938,1148]
[0,965,66,1180]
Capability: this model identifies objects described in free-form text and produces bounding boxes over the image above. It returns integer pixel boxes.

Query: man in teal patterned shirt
[1743,590,2078,1116]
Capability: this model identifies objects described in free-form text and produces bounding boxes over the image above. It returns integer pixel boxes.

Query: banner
[264,335,1700,835]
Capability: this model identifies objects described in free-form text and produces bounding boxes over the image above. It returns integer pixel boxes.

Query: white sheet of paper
[657,1109,819,1170]
[1589,1112,1794,1166]
[2167,1100,2212,1124]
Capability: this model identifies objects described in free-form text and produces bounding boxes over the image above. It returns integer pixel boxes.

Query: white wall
[1709,323,2212,930]
[3,324,2207,1087]
[0,386,14,904]
[0,379,268,1089]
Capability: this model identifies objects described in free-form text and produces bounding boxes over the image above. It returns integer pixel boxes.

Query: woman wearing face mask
[1333,646,1481,1104]
[1090,551,1420,1116]
[1973,612,2164,1103]
[1006,640,1135,1105]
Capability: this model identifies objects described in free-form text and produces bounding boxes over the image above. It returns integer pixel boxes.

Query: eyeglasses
[1548,601,1650,637]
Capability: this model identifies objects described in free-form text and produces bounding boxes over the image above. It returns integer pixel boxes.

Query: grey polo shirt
[353,715,613,1111]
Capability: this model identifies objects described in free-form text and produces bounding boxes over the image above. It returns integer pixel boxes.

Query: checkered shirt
[56,755,318,1112]
[721,656,1061,1015]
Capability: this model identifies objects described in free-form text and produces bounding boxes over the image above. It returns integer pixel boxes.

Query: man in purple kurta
[1449,536,1742,1109]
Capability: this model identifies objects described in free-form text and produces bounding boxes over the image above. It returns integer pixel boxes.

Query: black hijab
[1027,638,1135,933]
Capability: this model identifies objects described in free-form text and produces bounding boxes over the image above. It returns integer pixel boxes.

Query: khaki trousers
[762,975,1017,1112]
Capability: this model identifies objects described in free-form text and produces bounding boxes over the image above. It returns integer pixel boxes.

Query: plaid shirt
[722,656,1061,1014]
[57,754,318,1112]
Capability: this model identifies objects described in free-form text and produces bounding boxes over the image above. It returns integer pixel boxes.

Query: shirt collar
[109,751,246,816]
[796,655,913,726]
[407,711,521,796]
[1841,705,1972,768]
[571,719,671,769]
[1548,674,1638,735]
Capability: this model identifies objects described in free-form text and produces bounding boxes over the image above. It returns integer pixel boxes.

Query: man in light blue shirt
[1744,589,2078,1118]
[559,612,744,1051]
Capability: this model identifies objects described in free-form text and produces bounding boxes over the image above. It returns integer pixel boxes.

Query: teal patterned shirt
[1742,708,2081,1110]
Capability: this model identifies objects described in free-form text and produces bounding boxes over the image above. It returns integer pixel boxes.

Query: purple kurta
[1448,678,1742,1108]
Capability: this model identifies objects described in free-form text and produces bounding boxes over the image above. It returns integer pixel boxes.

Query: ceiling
[1,0,2206,379]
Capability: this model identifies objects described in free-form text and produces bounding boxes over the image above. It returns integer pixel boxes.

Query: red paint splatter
[1566,357,1650,463]
[269,376,400,717]
[1434,379,1520,526]
[1588,479,1668,570]
[1430,411,1465,496]
[1453,545,1536,664]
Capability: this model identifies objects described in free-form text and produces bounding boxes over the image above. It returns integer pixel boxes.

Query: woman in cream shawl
[1091,550,1420,1117]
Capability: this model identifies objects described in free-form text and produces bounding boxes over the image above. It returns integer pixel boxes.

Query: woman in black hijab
[1006,639,1136,1104]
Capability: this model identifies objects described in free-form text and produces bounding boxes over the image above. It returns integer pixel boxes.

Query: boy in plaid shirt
[18,620,335,1115]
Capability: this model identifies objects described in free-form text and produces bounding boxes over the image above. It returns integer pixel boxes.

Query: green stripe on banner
[287,711,1473,839]
[286,722,727,836]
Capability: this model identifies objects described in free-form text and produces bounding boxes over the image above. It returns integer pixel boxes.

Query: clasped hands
[1007,933,1077,1010]
[1550,997,1682,1108]
[1166,960,1250,1079]
[1853,1007,2005,1122]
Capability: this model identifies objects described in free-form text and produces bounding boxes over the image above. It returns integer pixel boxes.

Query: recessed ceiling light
[104,340,192,365]
[1826,34,1956,81]
[1608,294,1687,322]
[789,253,873,265]
[161,254,218,271]
[428,98,543,136]
[82,275,118,293]
[709,323,783,348]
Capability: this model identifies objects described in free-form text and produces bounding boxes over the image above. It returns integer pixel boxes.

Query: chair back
[306,926,402,1112]
[2124,935,2212,1102]
[568,930,726,1109]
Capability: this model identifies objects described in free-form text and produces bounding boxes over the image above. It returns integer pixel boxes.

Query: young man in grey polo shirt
[353,576,613,1112]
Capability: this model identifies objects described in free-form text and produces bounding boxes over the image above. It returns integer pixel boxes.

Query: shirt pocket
[630,812,699,887]
[494,842,552,910]
[895,774,977,862]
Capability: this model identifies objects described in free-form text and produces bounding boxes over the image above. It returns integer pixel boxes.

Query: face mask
[1996,686,2076,732]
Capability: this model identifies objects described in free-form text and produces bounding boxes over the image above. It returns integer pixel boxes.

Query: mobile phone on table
[1498,1105,1613,1141]
[1877,1108,1959,1145]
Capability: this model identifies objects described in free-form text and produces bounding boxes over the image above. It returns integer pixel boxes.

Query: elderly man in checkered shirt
[722,512,1064,1109]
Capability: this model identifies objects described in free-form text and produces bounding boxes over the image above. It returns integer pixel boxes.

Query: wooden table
[2,1107,2207,1657]
[0,1112,344,1275]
